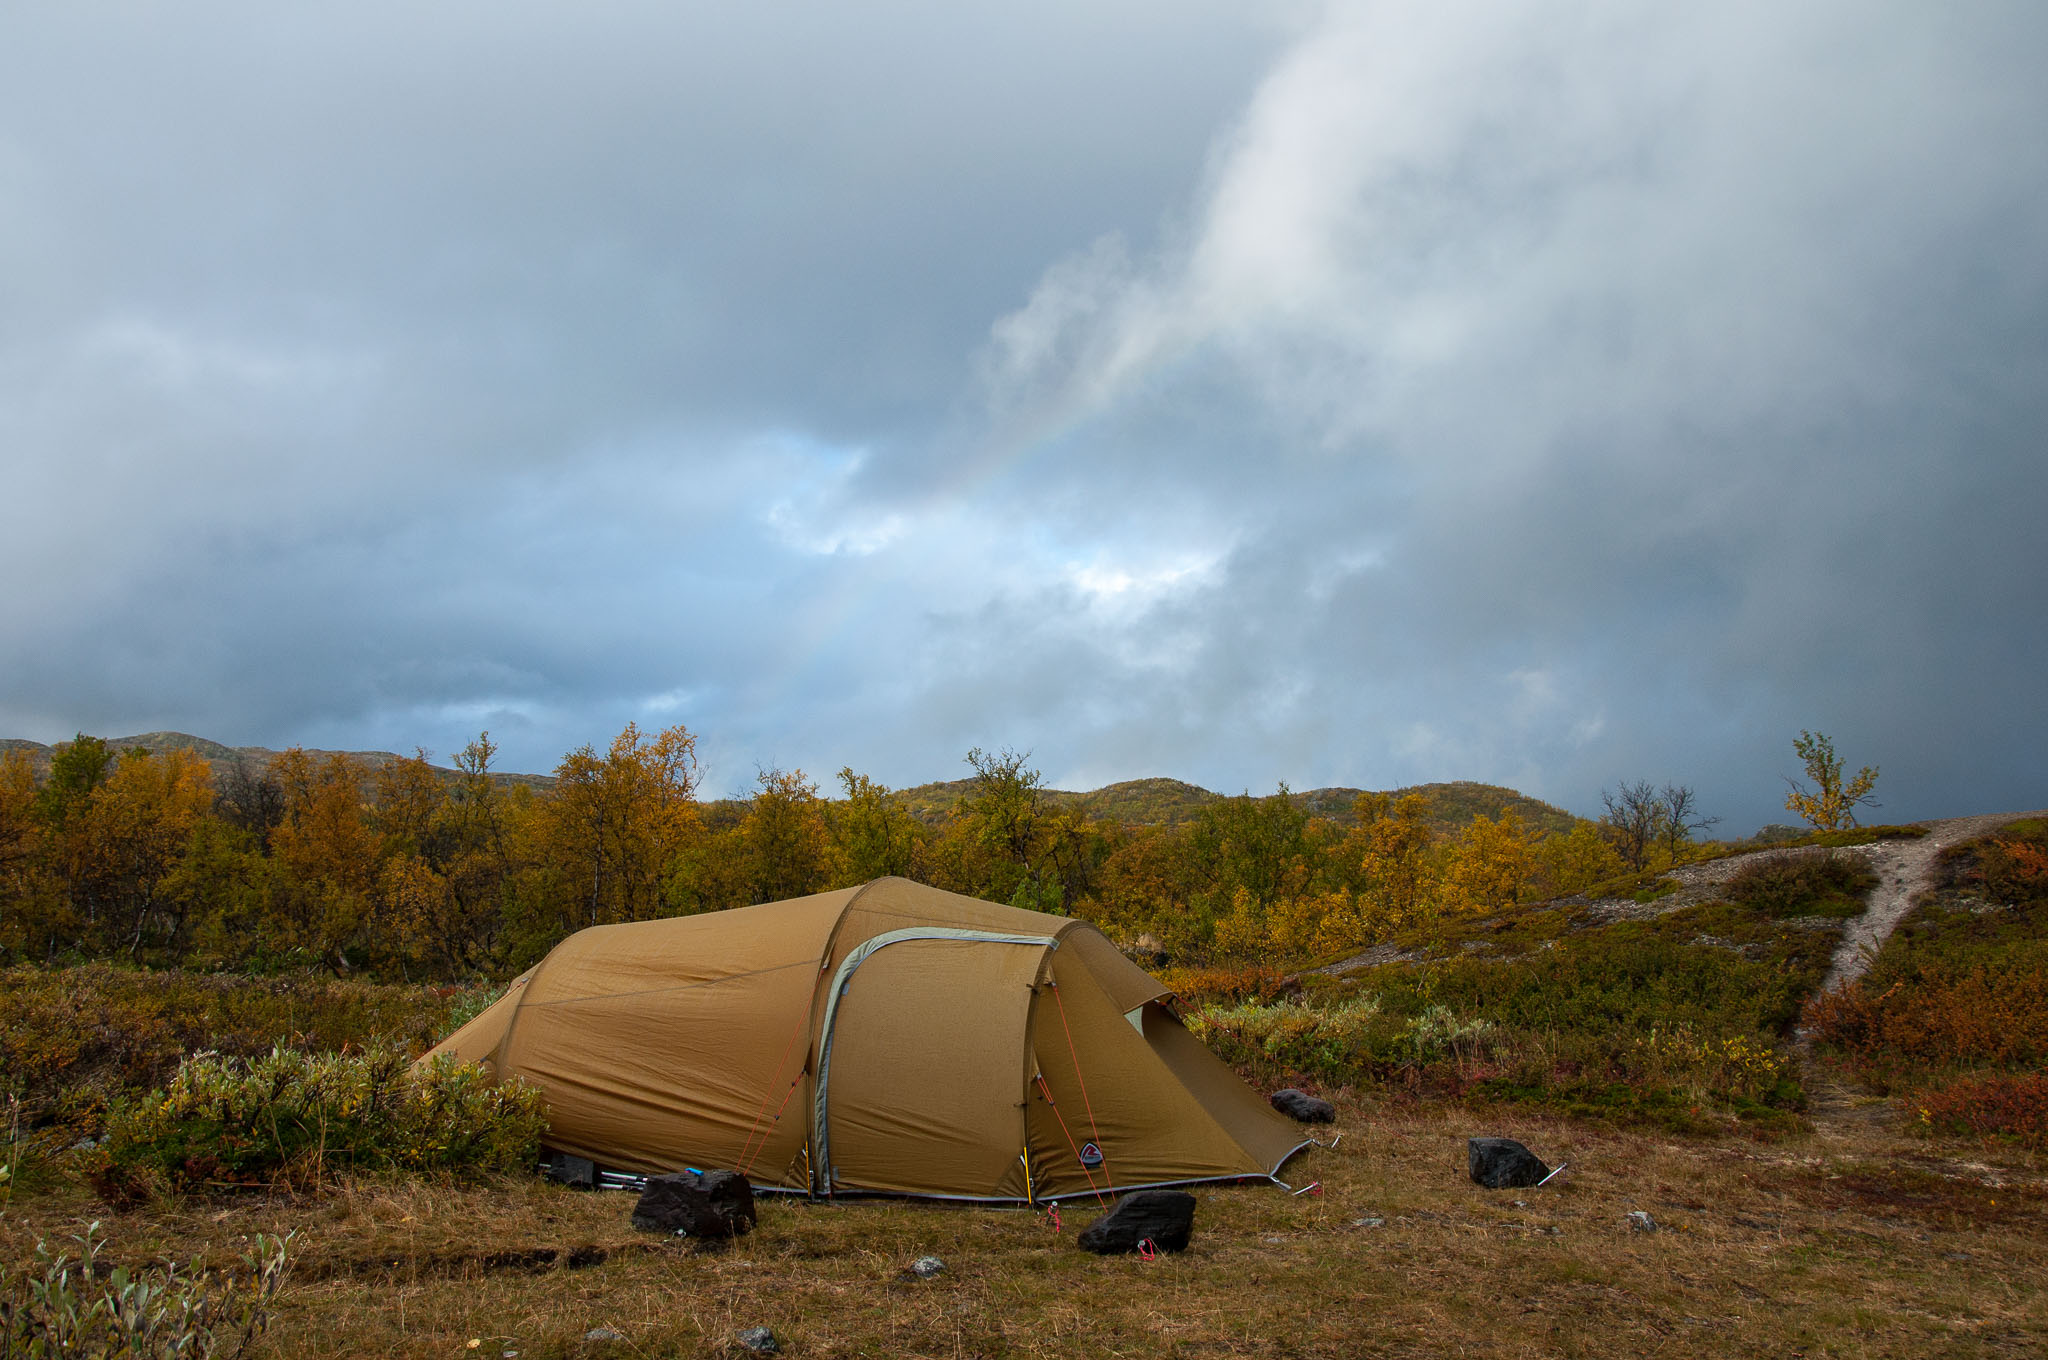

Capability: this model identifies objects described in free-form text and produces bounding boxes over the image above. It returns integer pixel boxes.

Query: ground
[6,1090,2043,1358]
[7,812,2044,1357]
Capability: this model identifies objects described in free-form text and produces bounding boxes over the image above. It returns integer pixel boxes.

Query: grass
[2,1099,2042,1358]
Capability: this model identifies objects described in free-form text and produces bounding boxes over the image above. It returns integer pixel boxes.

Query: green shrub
[0,1222,290,1359]
[99,1048,546,1195]
[1726,852,1876,919]
[1410,927,1819,1036]
[1807,825,1927,847]
[1187,995,1400,1084]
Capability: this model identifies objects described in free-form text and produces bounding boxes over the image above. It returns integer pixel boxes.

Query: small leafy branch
[0,1223,291,1360]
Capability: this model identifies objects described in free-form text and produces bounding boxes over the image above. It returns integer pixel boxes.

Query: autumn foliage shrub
[98,1047,546,1195]
[1154,963,1294,1006]
[1803,962,2048,1069]
[1914,1073,2048,1150]
[1979,833,2048,905]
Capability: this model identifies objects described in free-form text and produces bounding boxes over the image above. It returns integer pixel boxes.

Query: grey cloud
[3,1,2045,833]
[953,0,2048,827]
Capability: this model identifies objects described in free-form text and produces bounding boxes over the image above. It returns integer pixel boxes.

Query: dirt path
[1817,810,2045,994]
[1789,810,2043,1141]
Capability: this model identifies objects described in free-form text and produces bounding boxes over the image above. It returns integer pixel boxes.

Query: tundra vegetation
[2,729,2042,1357]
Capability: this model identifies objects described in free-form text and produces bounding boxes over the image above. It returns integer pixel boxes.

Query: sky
[4,1,2046,833]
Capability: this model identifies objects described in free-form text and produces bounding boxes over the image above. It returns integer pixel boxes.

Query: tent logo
[1078,1142,1103,1169]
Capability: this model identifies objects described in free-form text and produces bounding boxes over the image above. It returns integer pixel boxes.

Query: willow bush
[98,1047,544,1195]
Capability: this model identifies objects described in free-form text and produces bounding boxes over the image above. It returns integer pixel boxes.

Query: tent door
[813,929,1054,1199]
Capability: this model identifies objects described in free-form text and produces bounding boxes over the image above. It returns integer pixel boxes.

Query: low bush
[1807,825,1927,847]
[0,965,492,1133]
[1726,852,1877,919]
[1912,1072,2048,1150]
[0,1222,290,1359]
[1804,961,2048,1070]
[97,1047,546,1196]
[1978,829,2048,906]
[1419,925,1823,1036]
[1626,1025,1788,1102]
[1185,995,1493,1085]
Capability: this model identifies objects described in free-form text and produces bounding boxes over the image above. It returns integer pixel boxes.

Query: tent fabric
[423,877,1309,1202]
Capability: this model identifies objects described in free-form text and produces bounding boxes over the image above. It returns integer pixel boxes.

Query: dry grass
[8,1097,2044,1359]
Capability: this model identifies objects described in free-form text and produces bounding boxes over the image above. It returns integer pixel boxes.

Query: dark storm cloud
[3,1,2045,829]
[964,0,2048,827]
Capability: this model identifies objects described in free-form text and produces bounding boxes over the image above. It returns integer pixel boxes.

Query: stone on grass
[734,1326,779,1354]
[1467,1137,1550,1189]
[583,1327,625,1343]
[1627,1210,1657,1233]
[1076,1190,1196,1255]
[908,1256,944,1279]
[631,1169,757,1239]
[1269,1088,1336,1124]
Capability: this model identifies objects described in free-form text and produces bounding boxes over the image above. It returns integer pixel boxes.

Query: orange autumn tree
[268,749,379,971]
[72,747,214,959]
[740,766,831,904]
[370,736,520,976]
[535,722,701,932]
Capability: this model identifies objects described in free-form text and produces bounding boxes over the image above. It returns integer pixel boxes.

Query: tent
[425,877,1310,1202]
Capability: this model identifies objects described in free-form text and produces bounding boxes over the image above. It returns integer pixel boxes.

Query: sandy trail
[1818,809,2045,993]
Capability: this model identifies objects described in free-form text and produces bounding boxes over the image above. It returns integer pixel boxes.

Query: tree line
[0,724,1749,980]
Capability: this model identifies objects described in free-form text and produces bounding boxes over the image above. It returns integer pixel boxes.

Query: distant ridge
[0,731,555,792]
[895,774,1578,833]
[3,732,1580,829]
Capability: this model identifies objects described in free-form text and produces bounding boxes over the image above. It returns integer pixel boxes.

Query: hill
[893,774,1578,832]
[4,731,1579,830]
[0,731,555,792]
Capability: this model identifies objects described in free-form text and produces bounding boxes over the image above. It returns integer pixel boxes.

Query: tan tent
[426,877,1309,1202]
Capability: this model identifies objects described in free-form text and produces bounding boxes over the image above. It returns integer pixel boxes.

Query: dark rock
[734,1326,779,1354]
[1467,1137,1550,1189]
[1076,1190,1196,1255]
[632,1170,757,1239]
[543,1150,597,1189]
[1270,1088,1337,1123]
